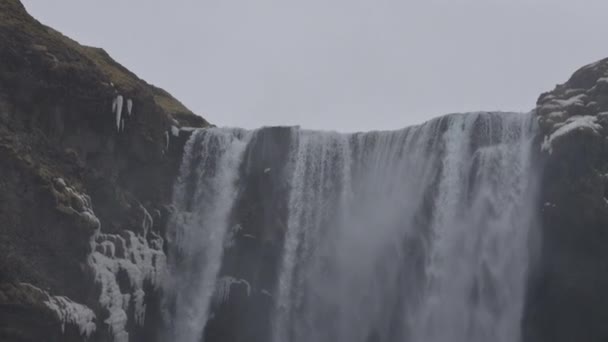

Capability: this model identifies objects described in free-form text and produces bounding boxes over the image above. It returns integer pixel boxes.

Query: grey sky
[22,0,608,132]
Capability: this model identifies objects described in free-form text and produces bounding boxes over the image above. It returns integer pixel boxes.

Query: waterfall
[164,112,540,342]
[164,128,251,342]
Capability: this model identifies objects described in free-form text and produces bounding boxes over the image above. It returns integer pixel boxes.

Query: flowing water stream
[164,112,540,342]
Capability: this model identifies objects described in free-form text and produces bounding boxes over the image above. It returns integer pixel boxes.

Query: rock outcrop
[0,1,208,341]
[525,58,608,342]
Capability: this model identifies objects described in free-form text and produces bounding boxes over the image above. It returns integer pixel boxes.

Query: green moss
[0,0,209,127]
[153,94,190,116]
[52,32,140,91]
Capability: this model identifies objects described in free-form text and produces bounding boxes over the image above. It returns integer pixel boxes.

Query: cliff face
[524,58,608,342]
[0,1,208,341]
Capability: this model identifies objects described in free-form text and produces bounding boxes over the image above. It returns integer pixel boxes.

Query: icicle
[164,131,169,151]
[121,118,125,132]
[139,204,153,237]
[113,95,124,132]
[127,99,133,116]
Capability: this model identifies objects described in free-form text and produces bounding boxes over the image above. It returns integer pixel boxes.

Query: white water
[164,128,251,342]
[165,112,540,342]
[273,112,539,342]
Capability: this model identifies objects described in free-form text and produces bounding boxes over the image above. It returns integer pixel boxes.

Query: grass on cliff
[0,0,205,123]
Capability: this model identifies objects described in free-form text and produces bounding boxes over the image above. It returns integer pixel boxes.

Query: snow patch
[541,115,602,154]
[547,111,566,120]
[564,88,585,96]
[56,179,101,232]
[171,125,180,137]
[544,94,587,109]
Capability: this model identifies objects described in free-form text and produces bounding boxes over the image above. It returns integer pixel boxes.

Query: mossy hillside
[0,0,208,127]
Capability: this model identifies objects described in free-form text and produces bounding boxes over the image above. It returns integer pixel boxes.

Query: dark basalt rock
[524,58,608,342]
[0,1,208,341]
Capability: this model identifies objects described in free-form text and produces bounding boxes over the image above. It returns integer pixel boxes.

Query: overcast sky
[22,0,608,132]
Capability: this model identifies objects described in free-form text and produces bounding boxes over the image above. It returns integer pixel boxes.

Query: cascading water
[164,112,540,342]
[163,128,251,342]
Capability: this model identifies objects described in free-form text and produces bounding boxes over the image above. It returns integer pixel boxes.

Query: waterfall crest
[164,112,540,342]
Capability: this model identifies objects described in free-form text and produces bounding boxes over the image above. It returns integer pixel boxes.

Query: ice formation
[19,283,96,338]
[54,178,101,232]
[139,204,153,236]
[127,99,133,116]
[171,125,180,137]
[53,178,165,340]
[46,295,97,337]
[88,230,166,340]
[112,95,124,132]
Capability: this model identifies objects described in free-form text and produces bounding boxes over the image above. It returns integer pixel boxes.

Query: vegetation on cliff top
[0,0,208,125]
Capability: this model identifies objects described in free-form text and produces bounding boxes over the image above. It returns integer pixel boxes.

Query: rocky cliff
[524,58,608,342]
[0,1,208,341]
